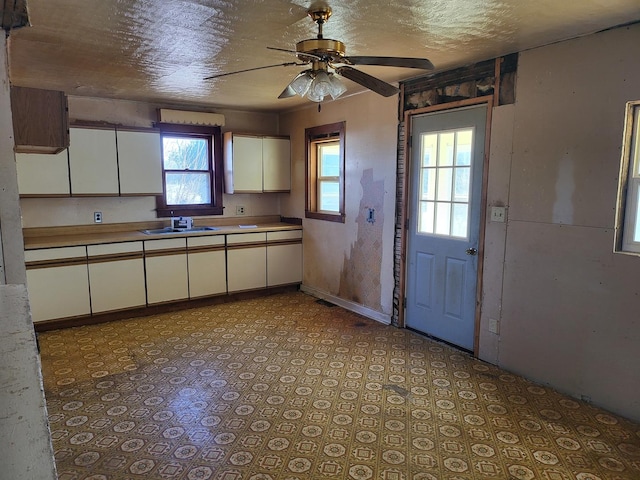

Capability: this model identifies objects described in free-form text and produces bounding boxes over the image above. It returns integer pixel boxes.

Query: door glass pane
[421,168,436,201]
[165,172,211,205]
[452,203,469,238]
[319,180,339,212]
[456,130,473,166]
[417,127,474,239]
[419,201,435,234]
[454,167,470,202]
[435,202,451,235]
[437,167,453,201]
[163,137,209,170]
[438,132,455,166]
[422,134,437,167]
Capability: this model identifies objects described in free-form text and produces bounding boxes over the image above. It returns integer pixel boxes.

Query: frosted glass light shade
[288,70,347,102]
[290,72,313,96]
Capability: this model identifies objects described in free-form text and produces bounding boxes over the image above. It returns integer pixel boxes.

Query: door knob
[465,247,478,256]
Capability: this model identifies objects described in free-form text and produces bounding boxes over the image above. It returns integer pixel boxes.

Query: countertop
[23,219,302,250]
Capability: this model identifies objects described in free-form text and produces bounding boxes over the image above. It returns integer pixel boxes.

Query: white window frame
[615,101,640,254]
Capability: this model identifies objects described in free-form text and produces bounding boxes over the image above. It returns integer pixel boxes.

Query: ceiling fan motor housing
[296,38,345,61]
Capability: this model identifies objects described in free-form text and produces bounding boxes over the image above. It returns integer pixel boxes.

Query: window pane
[439,132,455,166]
[419,201,435,234]
[452,203,469,238]
[319,180,339,212]
[422,134,437,167]
[454,167,470,202]
[318,143,340,177]
[435,202,451,235]
[456,130,473,166]
[634,188,640,242]
[420,168,436,201]
[166,172,211,205]
[163,137,209,170]
[437,167,453,201]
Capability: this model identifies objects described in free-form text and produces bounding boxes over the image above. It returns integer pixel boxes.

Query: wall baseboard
[300,285,391,325]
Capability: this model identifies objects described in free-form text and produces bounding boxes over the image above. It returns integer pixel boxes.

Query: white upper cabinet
[263,137,291,192]
[16,149,70,196]
[224,133,290,193]
[117,129,163,195]
[66,126,162,196]
[68,127,119,195]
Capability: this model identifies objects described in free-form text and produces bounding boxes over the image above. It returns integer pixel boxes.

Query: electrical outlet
[236,205,246,215]
[94,211,103,223]
[490,206,506,223]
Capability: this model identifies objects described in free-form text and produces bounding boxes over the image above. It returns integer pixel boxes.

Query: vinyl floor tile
[38,292,640,479]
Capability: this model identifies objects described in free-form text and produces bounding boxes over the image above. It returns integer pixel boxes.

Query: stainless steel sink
[141,226,220,235]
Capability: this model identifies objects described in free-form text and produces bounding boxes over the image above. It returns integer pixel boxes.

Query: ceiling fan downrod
[309,6,332,40]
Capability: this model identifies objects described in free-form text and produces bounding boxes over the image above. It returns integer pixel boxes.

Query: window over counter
[616,101,640,254]
[305,121,345,223]
[155,123,224,217]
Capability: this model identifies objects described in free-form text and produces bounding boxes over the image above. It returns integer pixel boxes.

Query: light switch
[490,206,506,223]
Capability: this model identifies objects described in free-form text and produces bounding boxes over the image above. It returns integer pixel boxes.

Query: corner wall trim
[300,285,392,325]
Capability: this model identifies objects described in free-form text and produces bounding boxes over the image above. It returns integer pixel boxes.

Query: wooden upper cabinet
[10,86,69,154]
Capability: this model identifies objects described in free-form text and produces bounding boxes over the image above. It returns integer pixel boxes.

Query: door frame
[398,96,494,355]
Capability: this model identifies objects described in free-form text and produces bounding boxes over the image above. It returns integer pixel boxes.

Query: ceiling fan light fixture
[290,71,314,96]
[308,70,332,101]
[328,73,347,100]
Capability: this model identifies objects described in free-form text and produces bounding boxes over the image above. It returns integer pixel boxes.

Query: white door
[405,105,487,351]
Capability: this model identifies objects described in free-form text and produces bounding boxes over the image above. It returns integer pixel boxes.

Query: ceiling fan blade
[267,46,321,61]
[204,62,302,80]
[334,66,399,97]
[344,56,435,70]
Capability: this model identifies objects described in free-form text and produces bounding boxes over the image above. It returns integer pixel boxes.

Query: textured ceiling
[6,0,640,112]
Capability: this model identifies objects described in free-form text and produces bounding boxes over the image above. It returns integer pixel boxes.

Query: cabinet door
[187,236,227,298]
[11,86,69,154]
[267,230,303,286]
[25,246,90,322]
[227,232,266,292]
[87,242,146,313]
[262,137,291,192]
[229,135,263,192]
[117,129,163,195]
[16,150,70,196]
[68,127,119,195]
[144,238,189,304]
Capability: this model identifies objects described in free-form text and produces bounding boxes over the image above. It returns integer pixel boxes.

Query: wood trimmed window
[305,122,345,223]
[155,123,224,217]
[616,100,640,254]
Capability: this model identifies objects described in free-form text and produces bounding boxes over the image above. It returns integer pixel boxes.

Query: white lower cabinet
[187,235,227,298]
[25,246,90,322]
[267,230,303,286]
[144,238,189,304]
[227,232,267,292]
[87,242,146,313]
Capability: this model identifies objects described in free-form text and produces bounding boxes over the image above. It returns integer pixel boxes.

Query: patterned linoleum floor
[39,292,640,480]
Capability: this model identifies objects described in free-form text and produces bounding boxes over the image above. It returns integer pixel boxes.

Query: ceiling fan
[204,4,434,102]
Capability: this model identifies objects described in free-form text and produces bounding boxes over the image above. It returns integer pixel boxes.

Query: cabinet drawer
[144,238,186,252]
[227,232,267,246]
[25,246,87,265]
[267,230,302,242]
[187,235,225,248]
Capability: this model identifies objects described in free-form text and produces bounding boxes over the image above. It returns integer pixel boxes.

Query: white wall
[20,96,284,227]
[0,35,57,480]
[280,92,398,321]
[482,24,640,421]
